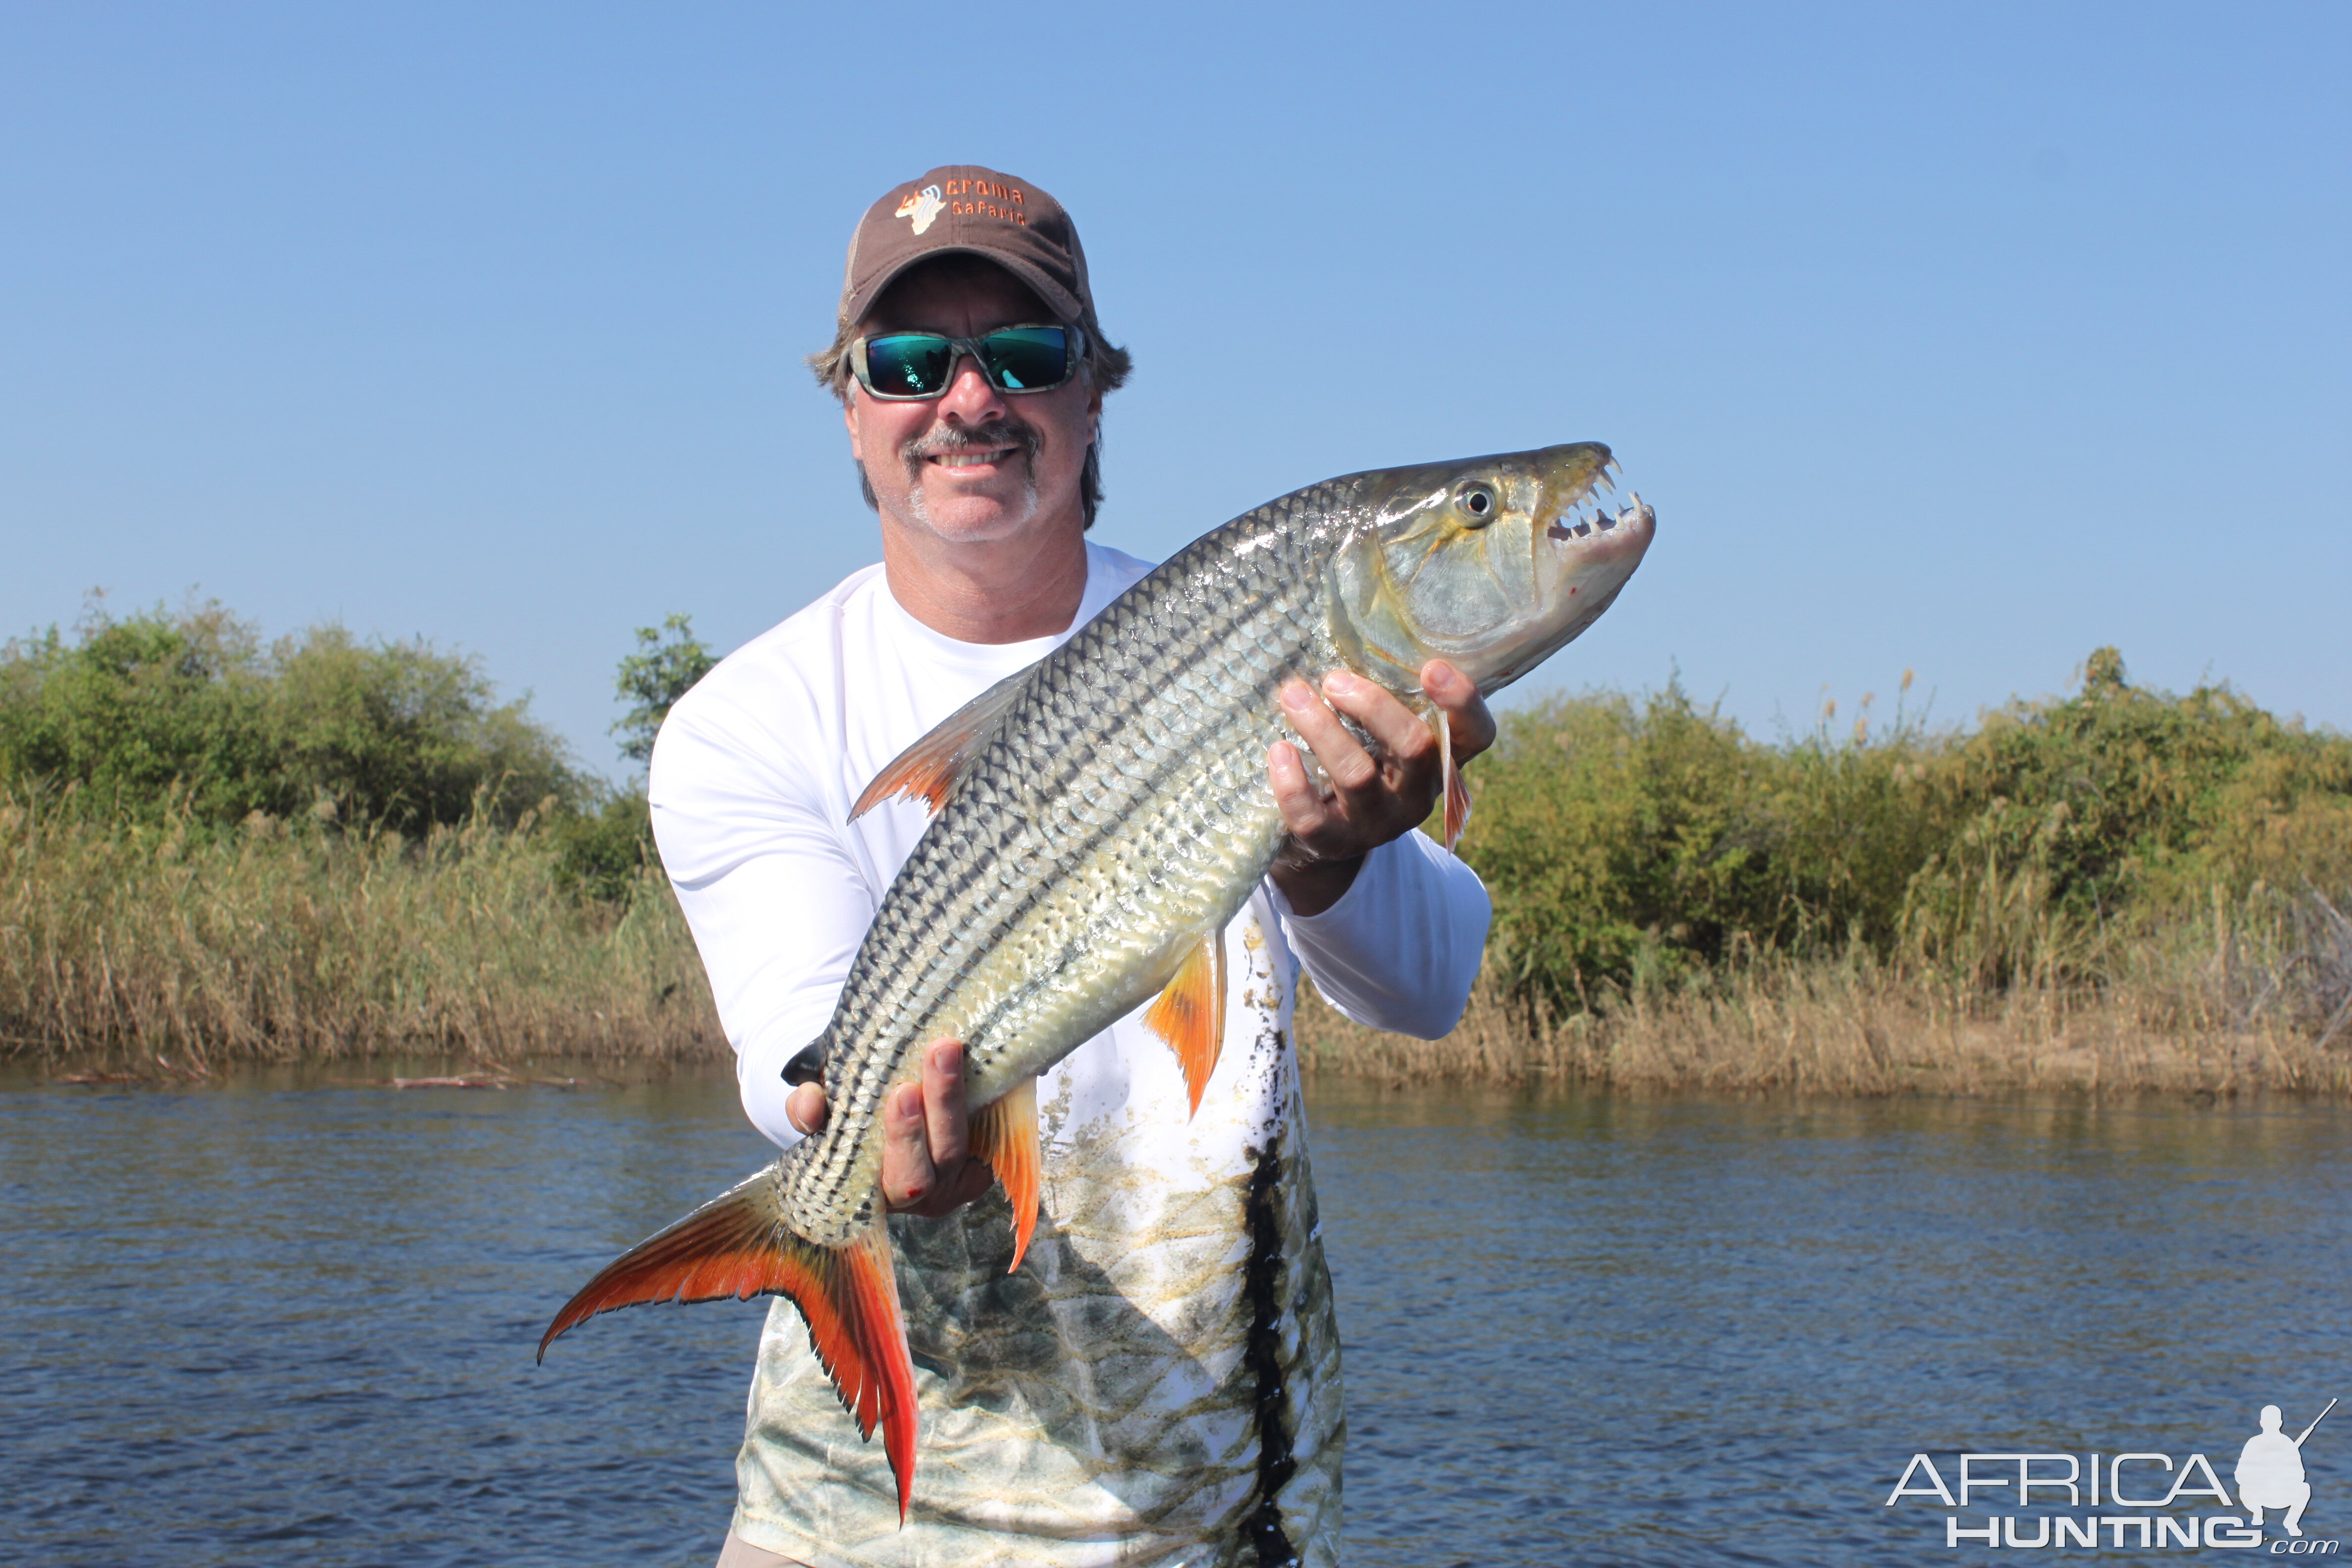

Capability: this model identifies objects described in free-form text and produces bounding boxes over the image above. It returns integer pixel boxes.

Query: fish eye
[1455,483,1497,526]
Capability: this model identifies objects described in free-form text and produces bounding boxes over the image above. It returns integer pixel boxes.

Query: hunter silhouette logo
[2242,1399,2336,1539]
[894,185,945,236]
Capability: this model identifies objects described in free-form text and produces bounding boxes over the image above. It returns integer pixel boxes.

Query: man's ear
[842,389,863,452]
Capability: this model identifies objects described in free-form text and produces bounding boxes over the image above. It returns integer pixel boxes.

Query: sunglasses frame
[848,322,1087,401]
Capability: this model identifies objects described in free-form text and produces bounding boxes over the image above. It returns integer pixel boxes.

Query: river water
[2,1066,2345,1566]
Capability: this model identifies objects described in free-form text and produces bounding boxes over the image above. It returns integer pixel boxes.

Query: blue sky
[4,2,2345,776]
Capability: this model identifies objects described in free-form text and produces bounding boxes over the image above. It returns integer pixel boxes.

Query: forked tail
[538,1170,920,1519]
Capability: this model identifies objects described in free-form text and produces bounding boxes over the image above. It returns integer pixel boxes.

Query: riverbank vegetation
[0,600,718,1067]
[4,601,2347,1094]
[1301,651,2352,1095]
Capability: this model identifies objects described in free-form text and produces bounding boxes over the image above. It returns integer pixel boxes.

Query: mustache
[900,418,1043,468]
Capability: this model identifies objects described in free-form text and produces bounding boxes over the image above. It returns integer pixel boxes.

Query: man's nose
[933,352,1009,425]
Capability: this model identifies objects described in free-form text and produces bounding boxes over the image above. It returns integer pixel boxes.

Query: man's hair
[809,253,1132,529]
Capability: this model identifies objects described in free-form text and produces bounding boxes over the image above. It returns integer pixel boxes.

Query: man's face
[844,261,1101,548]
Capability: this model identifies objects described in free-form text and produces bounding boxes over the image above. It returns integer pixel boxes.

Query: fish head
[1326,442,1655,697]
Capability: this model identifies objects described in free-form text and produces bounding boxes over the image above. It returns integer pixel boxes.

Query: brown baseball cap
[836,165,1099,331]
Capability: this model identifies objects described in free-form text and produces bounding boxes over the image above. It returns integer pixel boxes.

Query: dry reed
[11,790,2349,1099]
[0,796,722,1071]
[1297,894,2352,1098]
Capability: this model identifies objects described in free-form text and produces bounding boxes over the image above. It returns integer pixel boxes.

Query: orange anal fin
[1439,711,1472,851]
[1143,929,1226,1117]
[539,1174,921,1523]
[969,1076,1041,1274]
[839,1218,920,1522]
[850,666,1031,822]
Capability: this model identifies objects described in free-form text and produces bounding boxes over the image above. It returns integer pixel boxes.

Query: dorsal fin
[850,666,1033,822]
[1143,929,1226,1116]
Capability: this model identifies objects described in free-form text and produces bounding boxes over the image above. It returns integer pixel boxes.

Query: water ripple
[3,1070,2345,1565]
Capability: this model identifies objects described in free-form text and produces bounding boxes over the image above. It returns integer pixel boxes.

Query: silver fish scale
[779,476,1378,1246]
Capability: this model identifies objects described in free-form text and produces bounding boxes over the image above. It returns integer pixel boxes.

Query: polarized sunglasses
[849,323,1083,400]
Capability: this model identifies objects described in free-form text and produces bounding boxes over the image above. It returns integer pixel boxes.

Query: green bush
[10,599,2343,1007]
[539,612,716,905]
[0,600,578,832]
[1462,650,2352,1011]
[544,789,657,905]
[0,600,731,912]
[612,613,716,765]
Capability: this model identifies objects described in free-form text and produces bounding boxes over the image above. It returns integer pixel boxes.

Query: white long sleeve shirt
[651,542,1489,1148]
[647,541,1489,1568]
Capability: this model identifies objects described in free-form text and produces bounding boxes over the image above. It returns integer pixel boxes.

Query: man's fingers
[1280,679,1378,792]
[880,1039,980,1216]
[1421,660,1497,762]
[1267,738,1333,840]
[881,1080,937,1209]
[785,1082,829,1136]
[1322,670,1438,765]
[922,1039,969,1174]
[1317,672,1437,829]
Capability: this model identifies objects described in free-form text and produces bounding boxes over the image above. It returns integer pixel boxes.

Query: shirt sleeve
[1270,830,1491,1040]
[648,693,872,1151]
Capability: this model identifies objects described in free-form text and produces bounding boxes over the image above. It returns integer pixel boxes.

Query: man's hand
[1267,659,1496,917]
[785,1038,995,1217]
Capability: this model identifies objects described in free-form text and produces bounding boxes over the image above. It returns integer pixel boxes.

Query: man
[650,166,1494,1568]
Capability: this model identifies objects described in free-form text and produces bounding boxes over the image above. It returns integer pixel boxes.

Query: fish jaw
[1490,483,1655,692]
[1325,442,1655,697]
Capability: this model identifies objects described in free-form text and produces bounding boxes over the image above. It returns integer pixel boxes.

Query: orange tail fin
[969,1076,1041,1273]
[1144,928,1226,1115]
[539,1172,921,1520]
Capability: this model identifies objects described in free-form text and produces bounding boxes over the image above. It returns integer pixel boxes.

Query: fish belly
[949,752,1287,1111]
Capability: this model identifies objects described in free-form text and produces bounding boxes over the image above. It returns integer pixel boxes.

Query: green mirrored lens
[976,327,1070,392]
[863,335,956,397]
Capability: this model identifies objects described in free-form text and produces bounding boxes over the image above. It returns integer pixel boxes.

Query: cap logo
[893,185,945,236]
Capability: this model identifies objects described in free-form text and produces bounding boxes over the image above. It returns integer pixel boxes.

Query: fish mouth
[1519,450,1655,598]
[1542,459,1654,552]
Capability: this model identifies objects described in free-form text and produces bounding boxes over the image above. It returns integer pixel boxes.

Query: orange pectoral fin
[1439,710,1472,851]
[539,1173,922,1523]
[969,1076,1041,1273]
[1143,929,1226,1117]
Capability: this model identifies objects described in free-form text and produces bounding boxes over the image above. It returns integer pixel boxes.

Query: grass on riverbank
[1295,894,2352,1097]
[12,775,2347,1097]
[1288,644,2352,1097]
[0,792,722,1070]
[7,613,2351,1095]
